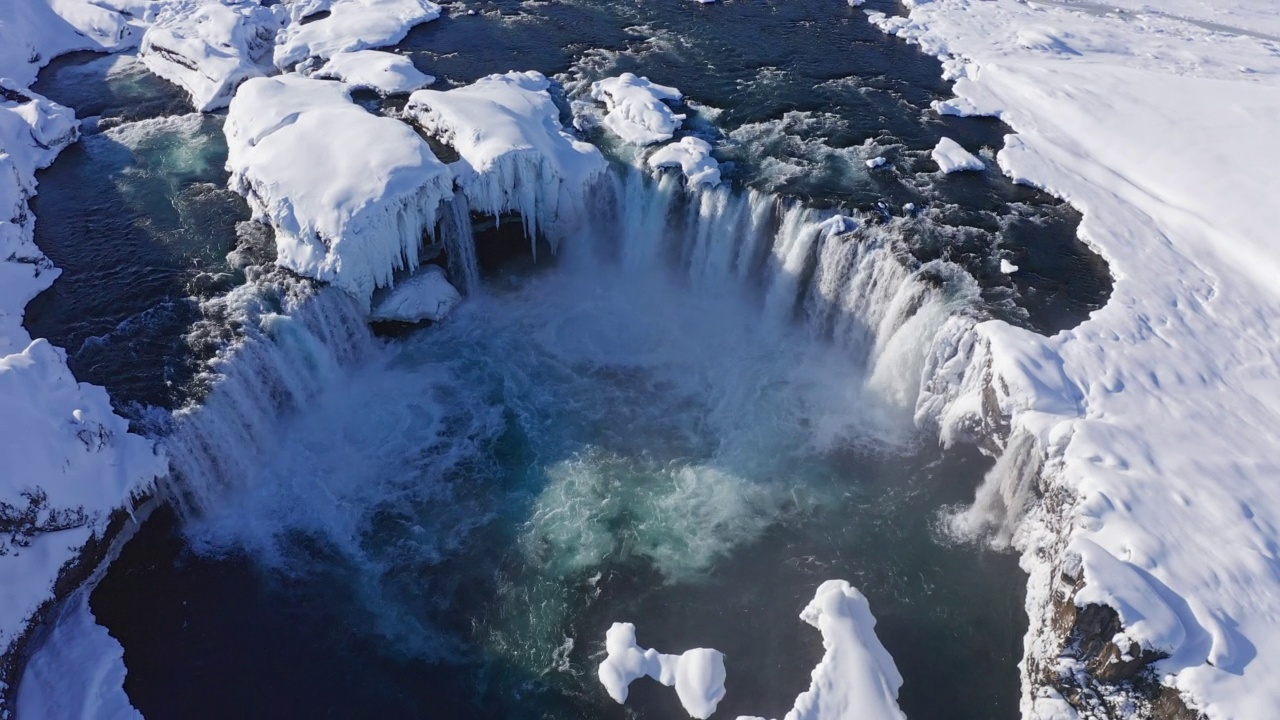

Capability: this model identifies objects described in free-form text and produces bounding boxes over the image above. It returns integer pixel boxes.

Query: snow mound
[224,74,454,307]
[1000,258,1018,274]
[865,156,887,169]
[274,0,442,70]
[648,136,721,188]
[140,0,282,111]
[737,580,905,720]
[589,72,685,146]
[931,136,983,173]
[598,622,727,719]
[405,71,607,252]
[370,264,460,323]
[312,49,435,94]
[0,0,142,89]
[16,593,139,719]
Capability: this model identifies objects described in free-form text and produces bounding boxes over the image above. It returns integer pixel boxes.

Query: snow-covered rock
[865,156,887,169]
[224,74,454,307]
[598,622,727,720]
[405,71,607,252]
[648,136,721,188]
[274,0,442,70]
[589,72,685,146]
[1000,258,1018,274]
[930,136,983,173]
[0,0,143,89]
[140,0,282,112]
[370,264,460,323]
[876,0,1280,717]
[312,49,435,95]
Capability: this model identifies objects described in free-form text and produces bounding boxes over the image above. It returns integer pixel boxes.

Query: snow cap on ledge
[274,0,442,69]
[598,622,727,719]
[648,136,721,188]
[405,71,607,251]
[224,74,454,307]
[590,72,685,146]
[312,49,435,95]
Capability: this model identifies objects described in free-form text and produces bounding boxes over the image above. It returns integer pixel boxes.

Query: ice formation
[598,622,727,719]
[0,18,165,675]
[312,49,435,94]
[865,156,887,169]
[875,0,1280,716]
[589,73,685,146]
[736,581,905,720]
[370,264,460,323]
[930,136,983,173]
[139,0,281,111]
[405,71,607,251]
[648,137,721,188]
[224,74,454,307]
[274,0,442,69]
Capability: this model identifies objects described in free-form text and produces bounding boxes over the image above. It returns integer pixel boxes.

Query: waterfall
[439,194,481,296]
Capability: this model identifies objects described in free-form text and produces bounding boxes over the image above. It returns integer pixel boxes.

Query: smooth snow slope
[873,1,1280,717]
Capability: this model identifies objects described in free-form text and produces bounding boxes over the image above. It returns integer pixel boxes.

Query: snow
[16,592,140,720]
[1000,258,1018,274]
[0,0,143,89]
[873,1,1280,717]
[930,136,983,173]
[405,71,607,251]
[370,264,460,323]
[312,49,435,95]
[224,74,454,307]
[139,0,282,111]
[648,137,721,188]
[736,581,905,720]
[0,74,165,670]
[274,0,442,70]
[589,72,685,146]
[598,622,727,719]
[865,156,887,169]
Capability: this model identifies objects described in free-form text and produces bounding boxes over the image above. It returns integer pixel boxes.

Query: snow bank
[0,0,142,89]
[16,593,139,719]
[648,136,721,188]
[140,0,282,111]
[589,73,685,146]
[875,1,1280,717]
[598,622,727,719]
[312,49,435,95]
[370,264,459,323]
[274,0,442,69]
[405,71,607,251]
[930,136,983,173]
[225,74,454,307]
[0,78,165,671]
[737,581,905,720]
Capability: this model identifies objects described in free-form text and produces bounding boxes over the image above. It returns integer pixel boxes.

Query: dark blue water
[17,2,1113,719]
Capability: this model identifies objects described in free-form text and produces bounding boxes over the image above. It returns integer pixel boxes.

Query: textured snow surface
[406,71,607,250]
[598,623,727,719]
[736,581,905,720]
[648,137,721,188]
[224,74,453,306]
[274,0,442,69]
[312,49,435,94]
[140,0,281,111]
[930,136,983,173]
[0,23,164,672]
[16,593,140,720]
[0,0,143,89]
[873,1,1280,718]
[370,264,460,323]
[589,73,685,146]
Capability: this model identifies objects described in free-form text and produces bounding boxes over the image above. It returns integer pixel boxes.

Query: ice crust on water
[930,136,983,173]
[589,72,685,146]
[139,0,282,112]
[737,581,905,720]
[224,74,454,308]
[405,71,608,252]
[598,622,727,719]
[370,264,460,323]
[648,137,721,188]
[876,0,1280,716]
[0,21,165,674]
[274,0,442,69]
[312,49,435,94]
